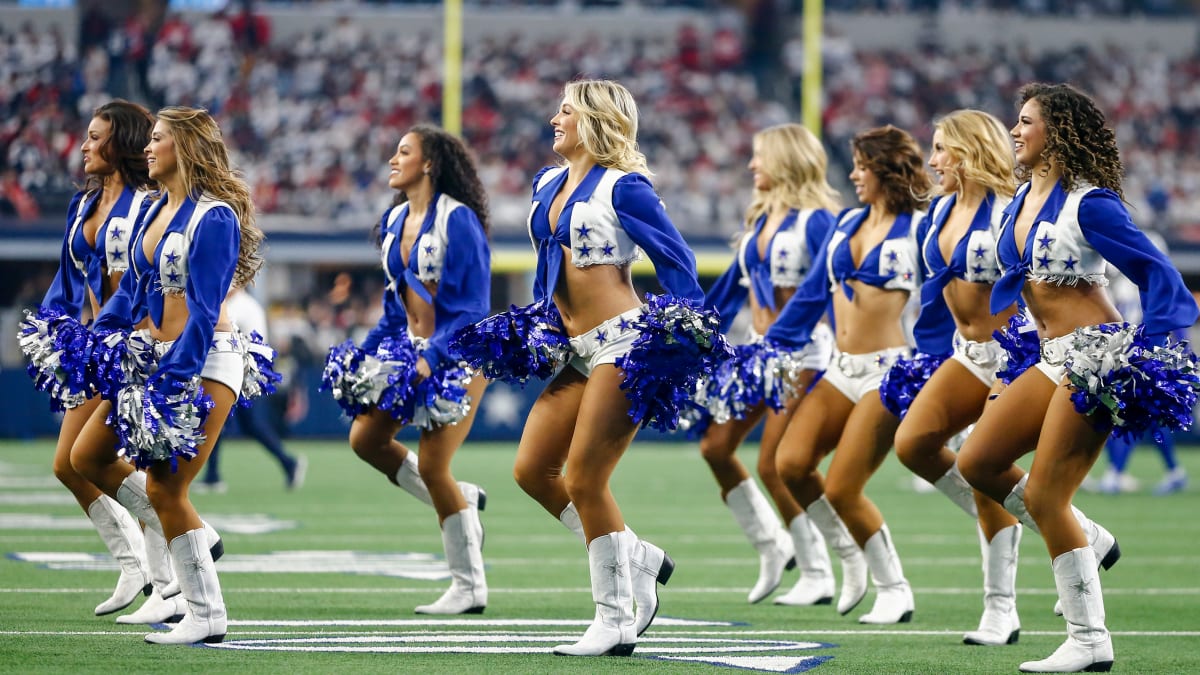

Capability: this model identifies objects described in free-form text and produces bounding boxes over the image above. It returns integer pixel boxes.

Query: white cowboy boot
[774,513,835,606]
[559,502,586,544]
[963,523,1021,645]
[858,524,914,624]
[1019,548,1113,673]
[725,479,796,603]
[627,528,674,636]
[393,452,486,511]
[806,495,868,615]
[553,530,637,657]
[933,464,978,519]
[1005,474,1119,616]
[115,472,224,561]
[87,495,151,615]
[144,529,227,645]
[415,509,487,614]
[117,525,184,624]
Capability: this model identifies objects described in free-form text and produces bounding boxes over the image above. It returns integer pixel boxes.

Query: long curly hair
[393,124,490,235]
[156,106,264,289]
[1015,83,1124,199]
[744,123,840,230]
[561,79,651,177]
[82,99,155,193]
[930,109,1016,200]
[852,125,931,214]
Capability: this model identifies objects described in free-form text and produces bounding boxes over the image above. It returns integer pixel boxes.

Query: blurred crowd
[2,5,1198,239]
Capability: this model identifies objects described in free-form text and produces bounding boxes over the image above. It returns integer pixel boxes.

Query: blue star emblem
[424,244,436,255]
[1070,579,1091,597]
[425,263,436,274]
[887,251,899,262]
[1063,256,1077,271]
[167,271,181,283]
[109,226,123,240]
[1038,234,1054,250]
[874,354,889,367]
[595,330,607,344]
[111,249,124,261]
[776,265,790,277]
[973,245,986,259]
[1036,254,1051,269]
[601,241,615,257]
[618,318,631,331]
[576,243,592,258]
[228,335,239,349]
[777,249,789,260]
[972,264,985,275]
[576,224,592,239]
[902,271,913,281]
[165,251,181,266]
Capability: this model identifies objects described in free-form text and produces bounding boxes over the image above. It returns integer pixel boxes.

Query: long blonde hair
[157,106,264,288]
[744,124,840,229]
[561,80,651,176]
[932,109,1016,200]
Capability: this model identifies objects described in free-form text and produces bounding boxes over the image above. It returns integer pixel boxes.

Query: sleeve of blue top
[1078,190,1199,339]
[806,210,836,266]
[612,174,703,303]
[764,224,836,349]
[704,256,749,334]
[529,167,556,304]
[361,211,408,353]
[910,207,955,356]
[41,192,88,317]
[425,208,492,371]
[151,207,240,395]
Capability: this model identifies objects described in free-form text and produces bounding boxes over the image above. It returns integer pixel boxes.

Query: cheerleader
[19,100,156,618]
[768,126,930,624]
[956,83,1198,673]
[456,80,724,656]
[322,124,491,615]
[70,107,270,645]
[696,124,838,606]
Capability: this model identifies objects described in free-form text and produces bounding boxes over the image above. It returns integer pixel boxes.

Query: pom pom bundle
[1063,323,1200,441]
[18,307,95,411]
[692,340,806,427]
[237,330,283,406]
[993,312,1041,384]
[449,302,570,386]
[879,352,949,419]
[111,377,214,472]
[616,294,732,432]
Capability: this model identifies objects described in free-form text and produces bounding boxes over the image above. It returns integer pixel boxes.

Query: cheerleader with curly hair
[956,83,1198,673]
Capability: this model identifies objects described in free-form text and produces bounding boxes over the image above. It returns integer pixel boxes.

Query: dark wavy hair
[393,124,490,235]
[1015,83,1124,199]
[82,99,155,193]
[851,125,931,214]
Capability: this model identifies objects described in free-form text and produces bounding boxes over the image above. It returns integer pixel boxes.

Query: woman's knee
[512,456,555,498]
[893,423,935,471]
[776,448,816,486]
[52,453,84,487]
[698,433,734,468]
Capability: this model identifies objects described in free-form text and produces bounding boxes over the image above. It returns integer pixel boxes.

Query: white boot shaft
[116,472,224,562]
[553,530,637,656]
[858,525,914,625]
[1069,505,1120,571]
[559,502,587,545]
[628,530,675,636]
[117,588,187,625]
[144,528,227,645]
[805,495,868,615]
[88,495,151,615]
[725,479,795,604]
[963,523,1021,646]
[1002,474,1041,535]
[774,513,835,607]
[933,464,979,519]
[394,453,487,512]
[1019,547,1113,673]
[415,509,488,615]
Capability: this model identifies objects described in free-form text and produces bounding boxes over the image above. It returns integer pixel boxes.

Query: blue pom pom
[110,378,214,472]
[879,352,949,419]
[692,341,803,426]
[18,307,96,411]
[993,313,1041,384]
[450,302,571,386]
[1064,323,1200,442]
[236,330,283,407]
[616,294,732,432]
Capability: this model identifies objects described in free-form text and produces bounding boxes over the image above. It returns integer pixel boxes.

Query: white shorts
[950,332,1006,387]
[823,346,912,404]
[153,331,245,396]
[568,307,643,378]
[1035,332,1071,384]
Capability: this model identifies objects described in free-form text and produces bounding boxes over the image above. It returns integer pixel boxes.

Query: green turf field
[1,438,1198,674]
